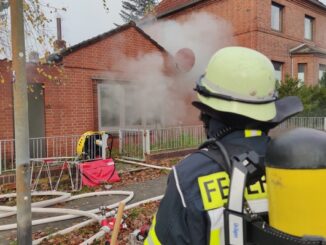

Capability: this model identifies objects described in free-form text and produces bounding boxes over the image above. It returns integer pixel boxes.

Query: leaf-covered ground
[36,201,160,245]
[4,157,182,245]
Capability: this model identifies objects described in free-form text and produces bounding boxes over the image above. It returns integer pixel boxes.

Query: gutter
[157,0,205,19]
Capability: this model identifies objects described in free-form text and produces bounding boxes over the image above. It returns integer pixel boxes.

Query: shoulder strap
[196,138,231,173]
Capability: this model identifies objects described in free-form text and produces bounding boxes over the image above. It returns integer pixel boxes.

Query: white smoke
[144,12,234,82]
[112,52,176,127]
[102,12,234,128]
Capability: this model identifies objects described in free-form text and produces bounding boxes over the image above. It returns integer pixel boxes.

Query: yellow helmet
[195,47,277,121]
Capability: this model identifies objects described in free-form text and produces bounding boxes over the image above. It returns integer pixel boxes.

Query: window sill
[271,28,283,33]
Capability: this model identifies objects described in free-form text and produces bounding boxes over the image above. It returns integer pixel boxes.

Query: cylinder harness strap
[224,152,326,245]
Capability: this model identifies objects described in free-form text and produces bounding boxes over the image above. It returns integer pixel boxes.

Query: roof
[307,0,326,10]
[290,43,326,55]
[55,21,167,58]
[156,0,198,15]
[156,0,205,18]
[155,0,326,18]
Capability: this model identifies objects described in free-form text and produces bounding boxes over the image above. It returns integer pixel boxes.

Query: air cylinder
[266,127,326,238]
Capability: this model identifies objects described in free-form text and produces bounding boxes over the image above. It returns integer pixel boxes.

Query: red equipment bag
[79,159,120,187]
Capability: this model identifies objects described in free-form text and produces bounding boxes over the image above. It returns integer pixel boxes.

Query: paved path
[0,175,168,245]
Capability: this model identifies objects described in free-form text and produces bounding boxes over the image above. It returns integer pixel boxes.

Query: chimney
[57,17,62,41]
[53,17,66,52]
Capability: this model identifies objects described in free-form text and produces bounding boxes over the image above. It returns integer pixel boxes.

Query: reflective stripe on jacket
[145,131,270,245]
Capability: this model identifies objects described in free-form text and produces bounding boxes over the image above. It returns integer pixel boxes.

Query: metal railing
[0,133,113,174]
[29,135,80,159]
[119,129,147,161]
[149,125,206,153]
[276,117,326,131]
[118,117,326,161]
[0,135,80,174]
[1,117,325,172]
[0,139,15,173]
[118,126,206,161]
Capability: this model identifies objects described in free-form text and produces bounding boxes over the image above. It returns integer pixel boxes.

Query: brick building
[0,23,174,140]
[155,0,326,85]
[1,0,326,142]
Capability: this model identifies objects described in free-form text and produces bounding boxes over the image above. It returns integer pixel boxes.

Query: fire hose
[33,195,163,245]
[0,190,163,244]
[0,191,134,231]
[0,159,170,244]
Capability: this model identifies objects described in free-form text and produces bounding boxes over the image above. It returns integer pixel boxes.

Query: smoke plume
[101,12,234,128]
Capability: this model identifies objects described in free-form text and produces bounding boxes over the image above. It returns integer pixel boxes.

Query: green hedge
[277,75,326,116]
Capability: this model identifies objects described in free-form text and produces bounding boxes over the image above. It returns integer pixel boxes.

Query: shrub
[278,75,326,116]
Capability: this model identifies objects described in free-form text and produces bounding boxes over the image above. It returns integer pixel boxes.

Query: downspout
[291,53,294,77]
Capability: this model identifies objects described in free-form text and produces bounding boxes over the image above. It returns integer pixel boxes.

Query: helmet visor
[195,74,278,105]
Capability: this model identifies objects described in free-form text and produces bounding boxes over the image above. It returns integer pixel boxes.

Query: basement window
[271,2,283,31]
[304,15,314,40]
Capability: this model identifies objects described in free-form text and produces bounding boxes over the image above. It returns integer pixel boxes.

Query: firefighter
[144,47,303,245]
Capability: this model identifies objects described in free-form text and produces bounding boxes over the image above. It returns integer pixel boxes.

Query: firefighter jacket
[145,130,270,245]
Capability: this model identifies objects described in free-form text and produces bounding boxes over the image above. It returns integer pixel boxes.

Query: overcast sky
[38,0,326,50]
[46,0,124,47]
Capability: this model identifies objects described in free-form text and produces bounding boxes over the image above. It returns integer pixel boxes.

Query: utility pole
[10,0,32,244]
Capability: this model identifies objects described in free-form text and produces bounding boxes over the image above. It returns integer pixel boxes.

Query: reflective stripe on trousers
[208,208,224,245]
[144,215,161,245]
[207,198,268,245]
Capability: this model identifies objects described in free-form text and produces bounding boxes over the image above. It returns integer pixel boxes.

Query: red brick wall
[254,0,326,84]
[156,0,191,14]
[291,54,326,85]
[58,27,169,136]
[158,0,326,85]
[0,61,59,139]
[158,0,258,47]
[63,27,167,71]
[42,67,96,136]
[2,1,326,140]
[0,60,13,139]
[0,26,168,140]
[257,0,326,49]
